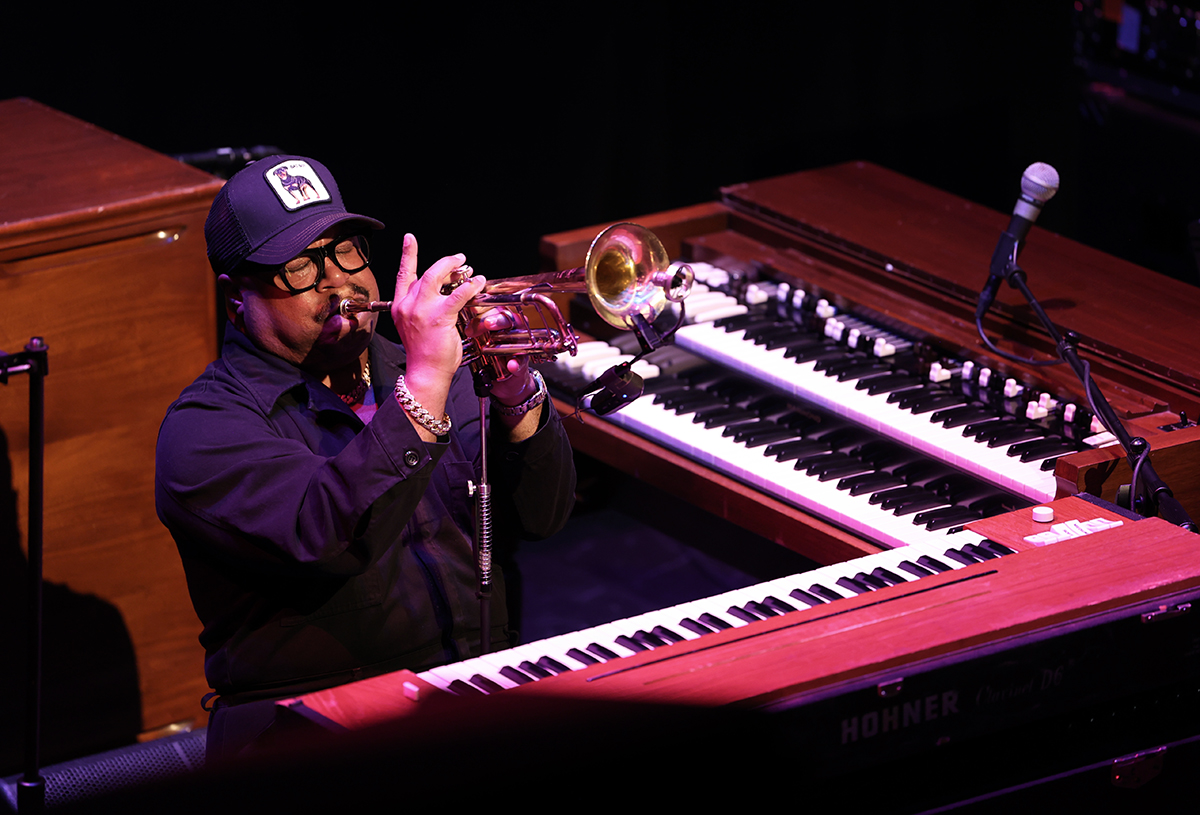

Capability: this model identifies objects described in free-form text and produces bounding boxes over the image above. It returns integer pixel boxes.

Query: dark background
[6,2,1200,292]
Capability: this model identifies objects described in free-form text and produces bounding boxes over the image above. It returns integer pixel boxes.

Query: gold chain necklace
[338,357,371,406]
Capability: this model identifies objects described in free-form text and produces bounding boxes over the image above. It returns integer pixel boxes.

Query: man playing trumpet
[155,155,576,760]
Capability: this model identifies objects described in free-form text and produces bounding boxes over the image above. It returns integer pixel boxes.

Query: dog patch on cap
[264,159,332,211]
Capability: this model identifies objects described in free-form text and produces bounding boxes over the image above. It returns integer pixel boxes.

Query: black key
[979,538,1016,557]
[670,395,728,415]
[871,485,929,506]
[813,354,871,375]
[745,600,781,618]
[587,643,621,660]
[698,612,734,631]
[789,588,827,607]
[930,403,989,425]
[896,497,954,517]
[985,427,1046,447]
[651,625,686,644]
[909,394,970,415]
[786,345,848,364]
[741,426,802,448]
[961,417,1012,439]
[614,635,650,653]
[744,323,802,344]
[887,384,940,406]
[809,583,845,602]
[891,495,950,516]
[839,472,907,496]
[836,576,875,595]
[469,674,505,693]
[817,461,876,482]
[795,451,839,471]
[702,409,758,430]
[566,647,600,666]
[1009,438,1077,460]
[519,660,553,679]
[632,629,669,648]
[854,571,891,590]
[1020,442,1079,463]
[765,335,825,352]
[898,560,935,579]
[916,555,954,573]
[761,595,798,614]
[870,567,908,586]
[536,656,572,675]
[727,605,763,623]
[499,666,537,685]
[940,407,1000,429]
[642,377,691,396]
[449,679,485,695]
[943,548,982,566]
[767,439,831,462]
[861,373,923,395]
[714,311,774,332]
[962,543,1000,561]
[915,506,982,530]
[679,617,716,636]
[832,362,893,382]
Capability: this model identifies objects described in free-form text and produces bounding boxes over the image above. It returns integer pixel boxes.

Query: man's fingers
[394,233,419,297]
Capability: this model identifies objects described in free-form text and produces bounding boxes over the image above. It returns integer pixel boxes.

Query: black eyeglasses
[275,235,371,294]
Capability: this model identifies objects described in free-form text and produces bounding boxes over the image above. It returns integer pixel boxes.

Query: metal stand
[472,396,493,655]
[998,265,1196,532]
[2,338,49,815]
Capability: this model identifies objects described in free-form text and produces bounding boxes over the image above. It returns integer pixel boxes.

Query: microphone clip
[578,361,645,416]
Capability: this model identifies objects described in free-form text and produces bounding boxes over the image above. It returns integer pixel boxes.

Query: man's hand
[391,233,484,440]
[463,308,544,441]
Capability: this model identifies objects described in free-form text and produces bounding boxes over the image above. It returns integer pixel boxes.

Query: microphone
[977,162,1060,320]
[579,362,644,416]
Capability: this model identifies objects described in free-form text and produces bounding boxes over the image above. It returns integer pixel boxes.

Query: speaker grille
[1,729,204,811]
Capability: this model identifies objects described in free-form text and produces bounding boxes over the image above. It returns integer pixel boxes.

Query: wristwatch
[492,370,547,417]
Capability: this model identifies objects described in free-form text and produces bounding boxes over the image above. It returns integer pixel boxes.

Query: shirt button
[404,449,421,468]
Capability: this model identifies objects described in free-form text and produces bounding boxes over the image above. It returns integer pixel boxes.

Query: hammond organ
[277,164,1200,804]
[539,161,1200,564]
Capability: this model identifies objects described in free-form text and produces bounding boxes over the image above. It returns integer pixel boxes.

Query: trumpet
[339,223,694,380]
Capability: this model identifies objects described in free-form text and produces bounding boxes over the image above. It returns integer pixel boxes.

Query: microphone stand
[472,391,493,655]
[996,263,1196,532]
[2,338,49,815]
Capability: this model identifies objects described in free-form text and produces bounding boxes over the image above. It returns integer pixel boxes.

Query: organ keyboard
[286,499,1200,799]
[416,525,1010,697]
[541,162,1200,563]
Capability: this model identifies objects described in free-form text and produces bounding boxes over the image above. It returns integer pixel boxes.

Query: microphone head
[1020,162,1060,205]
[1013,162,1060,222]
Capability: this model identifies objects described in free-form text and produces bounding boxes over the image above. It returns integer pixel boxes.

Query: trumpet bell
[586,223,692,329]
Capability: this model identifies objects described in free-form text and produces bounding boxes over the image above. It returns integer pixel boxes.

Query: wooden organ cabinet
[0,99,222,767]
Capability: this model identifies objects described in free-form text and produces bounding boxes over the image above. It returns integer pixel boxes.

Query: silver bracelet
[492,370,547,417]
[394,375,452,436]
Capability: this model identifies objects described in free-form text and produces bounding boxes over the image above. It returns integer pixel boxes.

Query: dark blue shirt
[155,328,575,701]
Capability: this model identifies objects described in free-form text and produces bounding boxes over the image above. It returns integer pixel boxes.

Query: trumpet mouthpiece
[338,298,390,317]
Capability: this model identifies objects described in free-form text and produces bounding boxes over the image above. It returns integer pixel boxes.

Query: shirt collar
[222,326,408,416]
